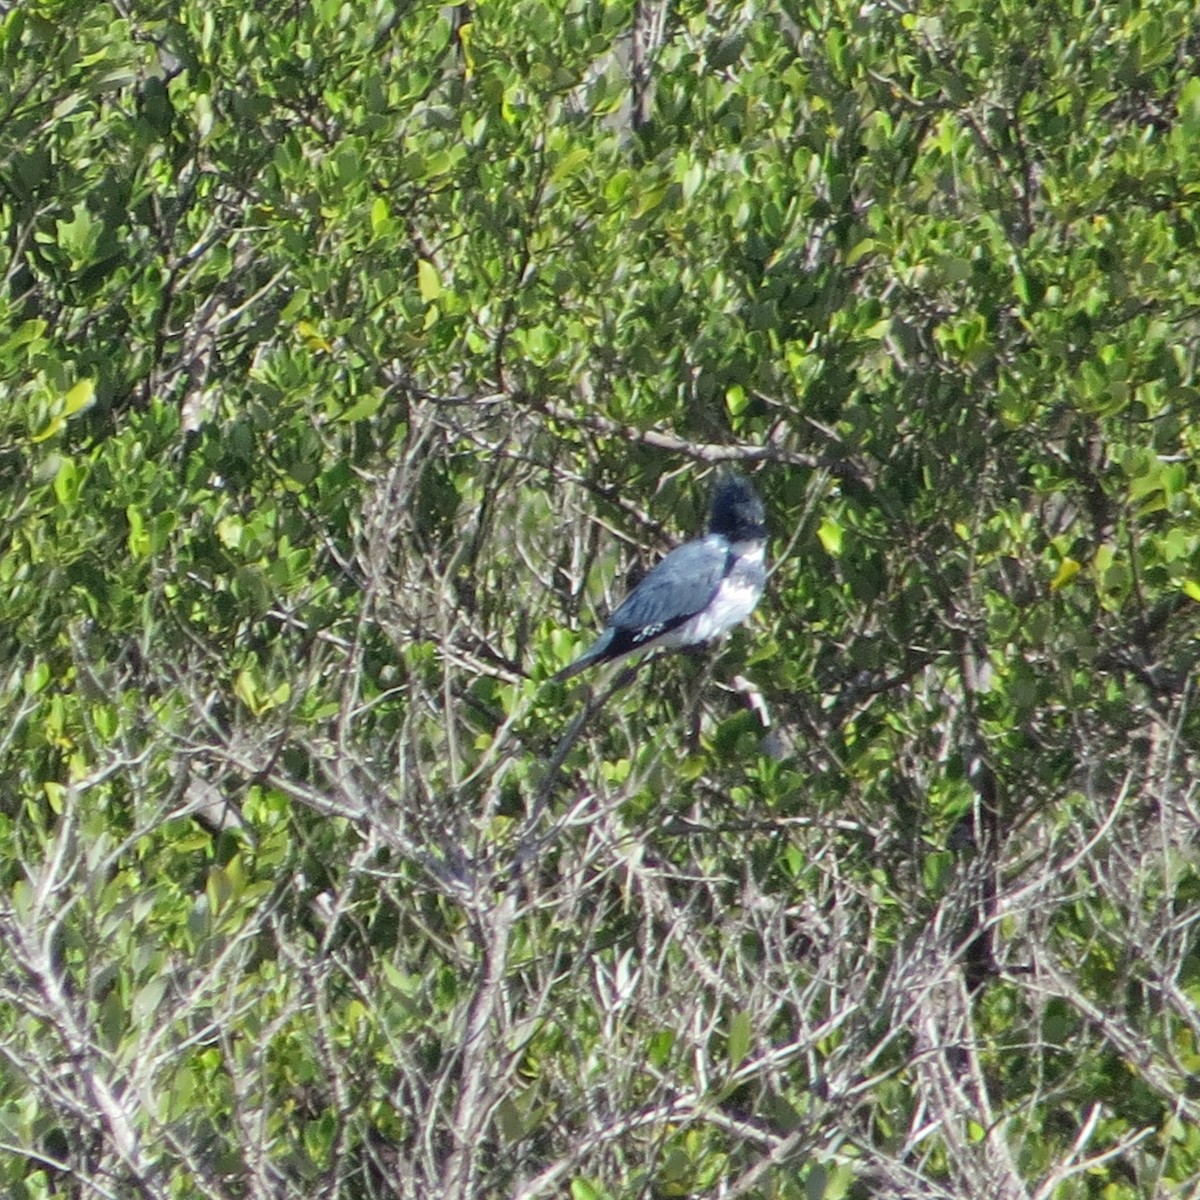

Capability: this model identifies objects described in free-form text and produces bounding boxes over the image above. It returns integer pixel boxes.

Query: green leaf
[55,201,100,268]
[806,1164,829,1200]
[726,1009,752,1069]
[495,1095,525,1143]
[817,518,843,556]
[63,378,96,416]
[126,505,151,558]
[845,237,876,266]
[338,393,384,422]
[1179,76,1200,137]
[31,414,65,442]
[921,850,953,895]
[1050,558,1081,592]
[0,318,48,358]
[234,668,263,713]
[552,146,590,183]
[24,662,51,697]
[52,457,80,505]
[132,977,168,1026]
[99,989,126,1052]
[646,1029,675,1069]
[44,781,66,815]
[417,258,441,302]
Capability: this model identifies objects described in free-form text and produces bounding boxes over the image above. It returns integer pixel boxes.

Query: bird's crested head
[708,474,767,542]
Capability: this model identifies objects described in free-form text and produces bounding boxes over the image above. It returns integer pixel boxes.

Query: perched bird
[554,474,768,680]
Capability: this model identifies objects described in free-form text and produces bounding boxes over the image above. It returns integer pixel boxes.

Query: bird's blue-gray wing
[608,537,727,641]
[551,537,730,679]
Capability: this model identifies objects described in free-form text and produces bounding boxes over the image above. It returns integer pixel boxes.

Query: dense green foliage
[2,0,1200,1196]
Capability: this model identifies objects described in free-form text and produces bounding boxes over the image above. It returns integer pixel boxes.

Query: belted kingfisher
[554,474,767,680]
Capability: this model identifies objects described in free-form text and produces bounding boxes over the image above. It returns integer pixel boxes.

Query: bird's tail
[550,652,594,682]
[551,631,614,681]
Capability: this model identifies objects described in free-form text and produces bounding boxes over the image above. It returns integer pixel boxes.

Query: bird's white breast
[658,541,765,648]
